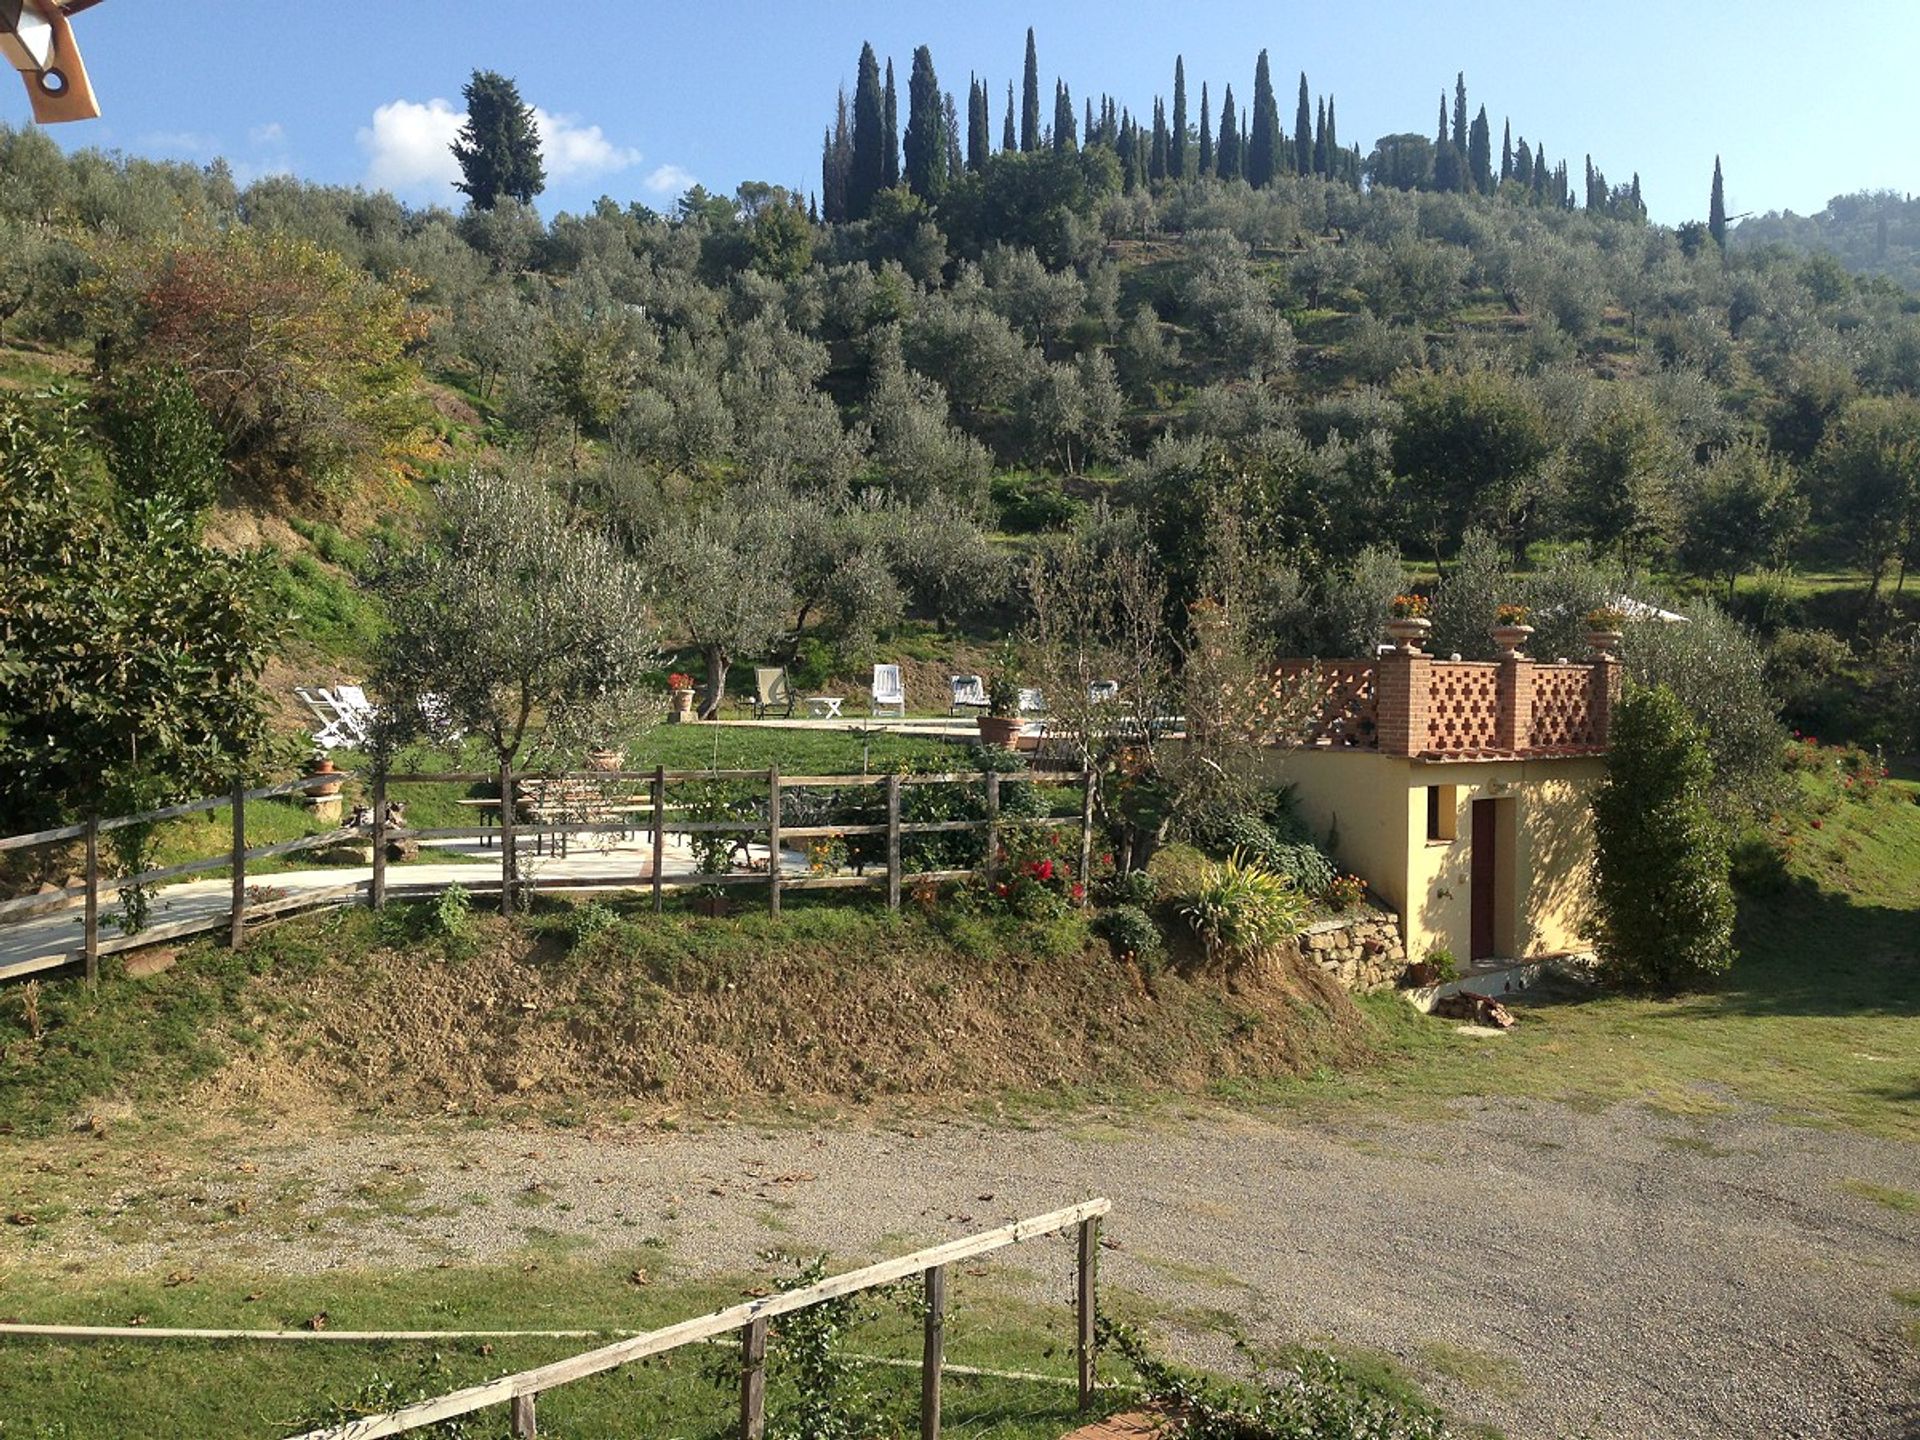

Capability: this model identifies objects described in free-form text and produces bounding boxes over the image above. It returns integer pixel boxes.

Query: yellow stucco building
[1268,635,1620,967]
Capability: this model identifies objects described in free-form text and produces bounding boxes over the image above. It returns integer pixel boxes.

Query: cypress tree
[944,91,963,182]
[1116,107,1135,191]
[1216,84,1239,180]
[1313,96,1328,176]
[1431,94,1461,192]
[1171,57,1189,179]
[849,44,886,220]
[1198,81,1213,176]
[968,77,990,173]
[1248,50,1279,187]
[821,87,852,224]
[1020,28,1040,152]
[1054,79,1077,151]
[1513,133,1532,188]
[1149,97,1168,180]
[1003,82,1017,152]
[1452,72,1467,154]
[882,59,899,189]
[1500,118,1512,183]
[1294,73,1313,177]
[1085,95,1094,146]
[1468,105,1491,193]
[452,70,546,209]
[1533,142,1547,202]
[903,45,947,201]
[1630,172,1643,217]
[1709,156,1727,248]
[1325,96,1338,173]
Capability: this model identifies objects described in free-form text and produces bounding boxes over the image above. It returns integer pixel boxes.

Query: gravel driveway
[25,1098,1920,1440]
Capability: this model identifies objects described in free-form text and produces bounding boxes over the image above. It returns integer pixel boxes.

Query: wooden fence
[0,765,1097,982]
[283,1197,1111,1440]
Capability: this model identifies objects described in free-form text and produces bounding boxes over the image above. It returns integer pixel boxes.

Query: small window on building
[1426,784,1458,842]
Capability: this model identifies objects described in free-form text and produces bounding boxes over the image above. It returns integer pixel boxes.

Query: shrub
[1268,841,1337,898]
[566,898,622,947]
[1590,684,1736,991]
[1321,873,1367,911]
[1094,904,1165,969]
[1098,866,1159,907]
[1197,813,1336,896]
[1180,851,1306,962]
[1421,943,1460,983]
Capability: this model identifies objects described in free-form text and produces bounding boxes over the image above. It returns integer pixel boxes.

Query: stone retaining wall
[1293,908,1406,993]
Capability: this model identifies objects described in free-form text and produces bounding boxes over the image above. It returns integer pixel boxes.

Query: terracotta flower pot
[303,758,343,798]
[976,715,1021,749]
[586,747,624,772]
[1385,617,1431,654]
[1586,629,1624,660]
[670,689,696,723]
[1490,623,1535,660]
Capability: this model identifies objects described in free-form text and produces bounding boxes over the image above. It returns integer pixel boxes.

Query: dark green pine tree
[452,70,545,209]
[1053,79,1077,151]
[1149,97,1168,179]
[1468,105,1491,192]
[1085,95,1094,146]
[1629,172,1643,217]
[1171,57,1189,179]
[1116,107,1136,191]
[1533,142,1547,202]
[1004,82,1017,152]
[821,87,852,223]
[1216,84,1239,180]
[1313,96,1327,176]
[944,91,963,182]
[882,59,900,189]
[1325,96,1338,173]
[849,44,886,220]
[1198,81,1213,175]
[1451,72,1467,155]
[968,77,990,173]
[903,46,948,201]
[1020,28,1041,152]
[1513,133,1532,188]
[1294,73,1313,176]
[1709,156,1727,248]
[1247,50,1279,187]
[1431,94,1461,192]
[1500,118,1512,183]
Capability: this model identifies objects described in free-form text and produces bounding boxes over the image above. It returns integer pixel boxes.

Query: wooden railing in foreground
[284,1197,1111,1440]
[0,766,1096,983]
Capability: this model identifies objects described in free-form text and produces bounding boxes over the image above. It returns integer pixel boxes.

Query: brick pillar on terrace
[1375,650,1432,756]
[1588,657,1623,747]
[1496,658,1535,752]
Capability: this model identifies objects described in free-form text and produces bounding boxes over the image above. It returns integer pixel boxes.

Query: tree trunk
[701,644,730,720]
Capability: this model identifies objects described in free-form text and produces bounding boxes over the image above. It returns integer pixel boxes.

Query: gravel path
[25,1097,1919,1439]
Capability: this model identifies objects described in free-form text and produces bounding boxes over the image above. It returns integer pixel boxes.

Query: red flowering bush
[975,826,1084,918]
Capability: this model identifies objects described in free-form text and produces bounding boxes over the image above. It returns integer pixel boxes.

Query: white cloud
[138,129,220,157]
[358,97,464,197]
[532,108,641,181]
[357,97,642,199]
[248,121,287,148]
[643,163,695,196]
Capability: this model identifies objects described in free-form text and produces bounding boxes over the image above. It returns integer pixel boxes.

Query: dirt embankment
[205,915,1375,1118]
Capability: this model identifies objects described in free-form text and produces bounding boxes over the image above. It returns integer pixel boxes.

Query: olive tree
[371,469,660,770]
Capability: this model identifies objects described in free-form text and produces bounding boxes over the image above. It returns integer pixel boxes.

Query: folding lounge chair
[752,667,796,719]
[1017,688,1047,717]
[294,686,356,750]
[870,664,906,718]
[1088,680,1120,704]
[331,684,381,741]
[949,674,988,715]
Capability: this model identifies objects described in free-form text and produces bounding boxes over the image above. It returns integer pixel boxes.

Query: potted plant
[1490,602,1534,660]
[977,672,1022,748]
[1404,942,1459,988]
[667,672,696,722]
[1584,607,1628,659]
[585,745,624,772]
[1384,594,1432,653]
[303,753,343,797]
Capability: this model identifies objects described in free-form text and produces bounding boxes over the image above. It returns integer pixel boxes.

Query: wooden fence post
[498,760,516,918]
[83,814,99,985]
[651,766,666,913]
[1077,768,1095,908]
[767,765,782,918]
[886,773,902,911]
[983,770,1000,881]
[370,768,388,911]
[921,1263,946,1440]
[1077,1215,1099,1408]
[228,779,247,950]
[510,1392,537,1438]
[739,1315,768,1440]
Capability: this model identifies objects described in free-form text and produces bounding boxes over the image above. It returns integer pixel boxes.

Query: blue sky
[8,0,1914,226]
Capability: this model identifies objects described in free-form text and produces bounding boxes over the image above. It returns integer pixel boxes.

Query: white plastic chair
[870,664,906,718]
[949,675,988,714]
[294,686,356,750]
[1088,680,1120,704]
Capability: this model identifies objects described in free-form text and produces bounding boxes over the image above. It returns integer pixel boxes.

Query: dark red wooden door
[1470,800,1496,961]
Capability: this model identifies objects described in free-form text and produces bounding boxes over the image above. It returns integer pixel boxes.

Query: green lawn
[0,1256,1125,1439]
